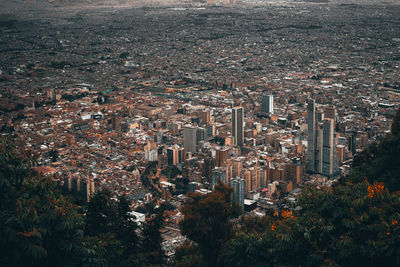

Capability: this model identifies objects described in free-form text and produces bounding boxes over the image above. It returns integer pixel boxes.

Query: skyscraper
[201,109,211,125]
[215,146,229,167]
[183,125,197,154]
[232,107,244,146]
[261,94,274,114]
[348,132,357,156]
[230,178,245,209]
[307,99,317,173]
[166,145,185,166]
[307,99,339,177]
[321,118,336,176]
[212,168,227,189]
[196,127,207,144]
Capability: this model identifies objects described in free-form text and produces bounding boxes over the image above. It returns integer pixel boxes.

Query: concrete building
[166,145,185,166]
[196,127,207,145]
[261,94,274,114]
[201,109,211,125]
[145,149,158,162]
[307,99,340,177]
[232,107,244,146]
[230,177,245,209]
[215,146,229,167]
[183,125,197,153]
[211,167,227,189]
[321,118,336,176]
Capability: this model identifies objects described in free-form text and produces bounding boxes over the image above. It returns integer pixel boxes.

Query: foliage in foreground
[176,108,400,267]
[0,140,94,266]
[0,138,165,267]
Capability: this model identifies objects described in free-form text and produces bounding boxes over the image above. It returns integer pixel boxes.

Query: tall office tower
[229,178,245,209]
[307,99,317,173]
[321,119,336,176]
[211,168,227,189]
[261,94,274,114]
[196,127,207,144]
[166,148,175,166]
[201,109,211,125]
[183,125,197,153]
[243,170,252,192]
[248,167,259,191]
[206,124,216,139]
[348,132,357,155]
[166,145,186,166]
[307,99,340,177]
[215,146,229,167]
[231,158,243,178]
[232,107,244,146]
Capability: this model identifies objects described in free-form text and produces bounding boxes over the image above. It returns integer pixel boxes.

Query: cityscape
[0,0,399,266]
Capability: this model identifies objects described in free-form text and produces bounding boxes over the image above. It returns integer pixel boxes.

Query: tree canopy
[0,139,94,266]
[0,138,166,267]
[178,183,240,267]
[176,114,400,267]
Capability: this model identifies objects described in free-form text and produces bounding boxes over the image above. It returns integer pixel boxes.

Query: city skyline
[0,0,399,265]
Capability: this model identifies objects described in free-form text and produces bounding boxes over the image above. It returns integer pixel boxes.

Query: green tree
[219,181,400,267]
[137,206,165,266]
[178,111,400,267]
[85,189,139,266]
[179,183,238,267]
[0,138,100,266]
[391,107,400,135]
[348,133,400,192]
[174,241,205,267]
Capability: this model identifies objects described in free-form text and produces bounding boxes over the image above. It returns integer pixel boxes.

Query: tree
[182,112,400,267]
[391,107,400,135]
[348,133,400,192]
[0,138,97,266]
[179,183,238,267]
[219,181,400,267]
[85,190,139,266]
[174,241,205,267]
[137,205,165,266]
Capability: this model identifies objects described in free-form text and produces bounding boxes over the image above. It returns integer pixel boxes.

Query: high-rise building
[244,167,259,192]
[183,125,197,153]
[206,124,216,139]
[230,178,245,209]
[307,99,317,173]
[348,132,357,156]
[321,118,336,176]
[307,99,340,177]
[166,148,175,166]
[231,158,243,178]
[261,94,274,114]
[337,145,345,165]
[167,145,186,166]
[145,149,158,162]
[63,175,95,202]
[201,109,211,125]
[196,127,207,144]
[232,107,244,146]
[215,146,229,167]
[211,168,227,189]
